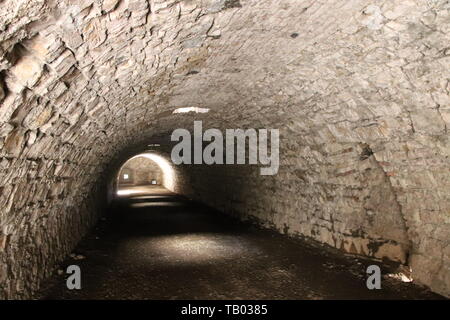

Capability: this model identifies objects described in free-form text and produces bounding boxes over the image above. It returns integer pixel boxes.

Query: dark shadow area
[37,186,445,300]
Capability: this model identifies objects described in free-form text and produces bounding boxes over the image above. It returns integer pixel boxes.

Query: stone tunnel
[0,0,449,299]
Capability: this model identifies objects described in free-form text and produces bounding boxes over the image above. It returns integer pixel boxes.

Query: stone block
[102,0,121,12]
[0,94,22,123]
[0,123,14,137]
[82,18,107,49]
[0,79,5,102]
[410,109,446,135]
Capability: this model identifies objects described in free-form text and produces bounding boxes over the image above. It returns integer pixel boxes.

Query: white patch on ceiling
[172,107,210,114]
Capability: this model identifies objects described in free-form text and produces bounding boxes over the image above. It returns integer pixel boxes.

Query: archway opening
[114,153,177,197]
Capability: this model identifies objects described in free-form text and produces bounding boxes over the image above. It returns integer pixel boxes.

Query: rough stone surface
[118,156,163,186]
[0,0,449,298]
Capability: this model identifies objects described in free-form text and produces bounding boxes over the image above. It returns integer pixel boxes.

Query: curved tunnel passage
[38,150,442,299]
[0,0,449,299]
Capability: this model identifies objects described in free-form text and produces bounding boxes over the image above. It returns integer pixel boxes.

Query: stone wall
[178,138,411,264]
[0,0,449,298]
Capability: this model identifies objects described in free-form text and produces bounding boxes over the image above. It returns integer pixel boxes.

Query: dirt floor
[38,186,445,300]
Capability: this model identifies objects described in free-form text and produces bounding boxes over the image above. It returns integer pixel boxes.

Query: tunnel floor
[38,186,443,300]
